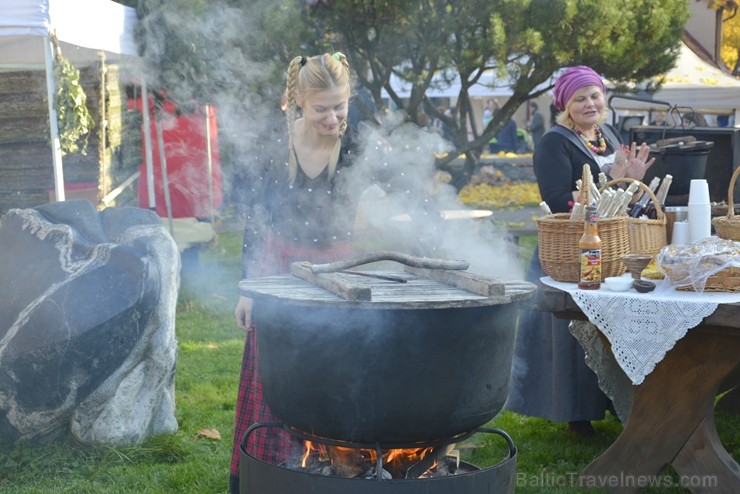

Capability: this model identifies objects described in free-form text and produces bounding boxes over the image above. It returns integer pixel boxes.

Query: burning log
[404,444,455,479]
[327,446,367,478]
[301,441,461,480]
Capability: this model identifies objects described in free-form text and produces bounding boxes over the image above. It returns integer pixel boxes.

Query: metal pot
[646,140,714,195]
[238,253,536,444]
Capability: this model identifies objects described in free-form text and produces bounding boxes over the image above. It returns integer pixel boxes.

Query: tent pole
[141,79,156,209]
[155,115,174,235]
[45,34,65,202]
[204,104,215,225]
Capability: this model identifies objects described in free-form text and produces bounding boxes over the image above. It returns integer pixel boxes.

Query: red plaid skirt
[230,233,355,485]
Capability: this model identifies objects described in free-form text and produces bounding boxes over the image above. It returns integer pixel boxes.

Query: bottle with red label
[579,205,602,289]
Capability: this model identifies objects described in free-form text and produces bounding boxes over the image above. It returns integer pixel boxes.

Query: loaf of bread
[657,237,740,290]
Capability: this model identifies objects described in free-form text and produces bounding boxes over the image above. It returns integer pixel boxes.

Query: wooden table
[535,285,740,494]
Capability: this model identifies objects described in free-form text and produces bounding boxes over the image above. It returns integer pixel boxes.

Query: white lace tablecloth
[541,276,740,385]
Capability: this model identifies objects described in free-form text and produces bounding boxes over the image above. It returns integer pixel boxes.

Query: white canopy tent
[610,42,740,122]
[383,68,517,100]
[0,0,141,202]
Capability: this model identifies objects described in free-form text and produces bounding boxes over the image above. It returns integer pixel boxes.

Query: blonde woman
[230,52,358,492]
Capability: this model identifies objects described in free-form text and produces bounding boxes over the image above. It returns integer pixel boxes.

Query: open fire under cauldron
[237,252,536,494]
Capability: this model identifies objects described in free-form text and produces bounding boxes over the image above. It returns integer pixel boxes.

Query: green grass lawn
[1,230,737,493]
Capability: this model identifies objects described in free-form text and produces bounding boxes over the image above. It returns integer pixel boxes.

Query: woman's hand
[235,296,254,330]
[610,142,656,181]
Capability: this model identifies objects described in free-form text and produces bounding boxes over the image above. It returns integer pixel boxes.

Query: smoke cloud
[130,1,525,282]
[348,116,524,280]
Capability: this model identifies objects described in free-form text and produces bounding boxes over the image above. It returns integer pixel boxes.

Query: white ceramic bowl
[604,276,633,292]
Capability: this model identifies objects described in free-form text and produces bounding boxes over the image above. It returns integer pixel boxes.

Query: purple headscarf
[553,66,605,112]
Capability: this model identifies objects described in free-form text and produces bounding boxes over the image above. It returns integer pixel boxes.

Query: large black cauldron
[238,254,536,444]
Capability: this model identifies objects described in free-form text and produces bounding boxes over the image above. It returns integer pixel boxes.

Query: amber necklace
[576,126,607,155]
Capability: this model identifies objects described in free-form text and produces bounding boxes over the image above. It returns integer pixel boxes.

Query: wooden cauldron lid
[238,266,536,309]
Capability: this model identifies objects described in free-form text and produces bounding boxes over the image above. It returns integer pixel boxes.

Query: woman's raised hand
[611,142,656,181]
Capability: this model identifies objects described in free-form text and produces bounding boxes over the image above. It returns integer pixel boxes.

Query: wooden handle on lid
[308,251,470,273]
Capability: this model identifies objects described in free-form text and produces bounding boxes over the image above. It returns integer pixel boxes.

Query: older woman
[506,66,654,436]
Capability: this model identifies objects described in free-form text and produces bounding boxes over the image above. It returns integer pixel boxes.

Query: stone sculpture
[0,200,180,446]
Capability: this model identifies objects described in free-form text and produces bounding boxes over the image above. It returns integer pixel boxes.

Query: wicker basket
[675,267,740,292]
[537,213,630,282]
[712,165,740,241]
[658,238,740,292]
[602,178,667,256]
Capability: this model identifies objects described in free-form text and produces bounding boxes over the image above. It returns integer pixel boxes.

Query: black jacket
[533,123,621,213]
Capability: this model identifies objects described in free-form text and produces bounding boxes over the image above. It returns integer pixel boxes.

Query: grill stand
[240,423,517,494]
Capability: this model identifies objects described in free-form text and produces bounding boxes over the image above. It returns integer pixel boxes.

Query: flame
[301,441,313,468]
[301,440,439,477]
[386,446,433,464]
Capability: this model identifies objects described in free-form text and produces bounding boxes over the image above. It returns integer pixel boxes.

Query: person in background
[649,110,667,126]
[527,101,545,146]
[348,82,377,130]
[230,52,359,493]
[682,111,708,128]
[549,99,558,127]
[416,109,431,129]
[482,98,499,128]
[506,65,654,436]
[482,98,500,153]
[492,117,518,153]
[433,105,459,148]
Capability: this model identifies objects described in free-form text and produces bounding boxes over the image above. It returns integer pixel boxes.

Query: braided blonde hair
[286,52,352,183]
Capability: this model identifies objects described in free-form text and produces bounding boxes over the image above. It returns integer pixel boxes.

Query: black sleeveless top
[241,131,358,277]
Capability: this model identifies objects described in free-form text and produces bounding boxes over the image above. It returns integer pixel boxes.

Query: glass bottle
[647,174,672,219]
[579,205,602,290]
[629,176,661,218]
